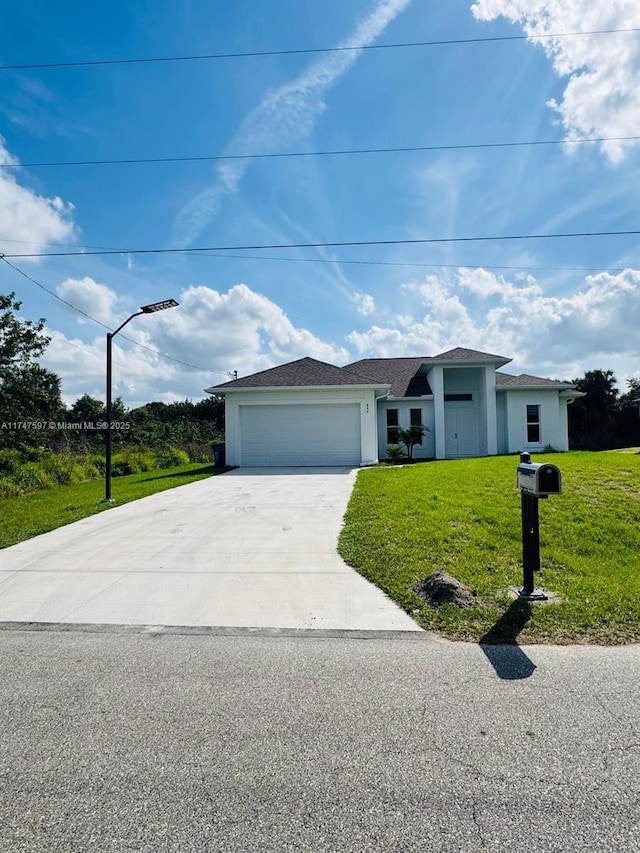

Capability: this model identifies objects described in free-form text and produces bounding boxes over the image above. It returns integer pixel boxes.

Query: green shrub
[0,478,23,498]
[88,455,106,475]
[20,446,47,463]
[40,452,76,485]
[11,462,56,492]
[0,448,23,475]
[153,447,191,469]
[35,452,103,486]
[181,442,214,463]
[386,444,405,461]
[110,448,155,476]
[72,461,102,483]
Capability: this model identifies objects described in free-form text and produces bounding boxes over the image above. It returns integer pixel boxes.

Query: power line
[1,255,111,328]
[0,255,215,373]
[2,135,638,170]
[185,252,631,275]
[4,230,640,260]
[2,27,638,72]
[0,237,118,250]
[0,238,629,274]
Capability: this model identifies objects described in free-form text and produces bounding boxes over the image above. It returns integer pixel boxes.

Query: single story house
[206,348,582,467]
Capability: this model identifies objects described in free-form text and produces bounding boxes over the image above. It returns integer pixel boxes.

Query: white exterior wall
[558,399,570,451]
[224,388,379,467]
[496,393,508,454]
[429,366,445,459]
[377,398,436,459]
[503,390,566,454]
[484,368,498,455]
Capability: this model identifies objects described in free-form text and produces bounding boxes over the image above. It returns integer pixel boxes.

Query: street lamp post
[104,299,179,501]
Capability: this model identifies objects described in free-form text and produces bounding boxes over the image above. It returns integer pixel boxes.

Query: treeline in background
[0,291,224,496]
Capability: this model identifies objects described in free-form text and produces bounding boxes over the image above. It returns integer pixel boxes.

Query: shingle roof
[346,358,432,397]
[207,355,574,396]
[209,356,384,390]
[495,373,573,388]
[432,347,510,363]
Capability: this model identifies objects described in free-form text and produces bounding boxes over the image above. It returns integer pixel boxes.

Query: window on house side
[526,404,541,443]
[410,408,423,444]
[386,409,399,444]
[444,393,473,402]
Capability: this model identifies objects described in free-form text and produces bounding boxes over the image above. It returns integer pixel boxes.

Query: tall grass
[0,445,202,498]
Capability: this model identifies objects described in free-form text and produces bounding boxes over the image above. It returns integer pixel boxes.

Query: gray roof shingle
[207,354,576,396]
[209,356,384,390]
[495,373,573,388]
[346,358,432,396]
[432,347,510,363]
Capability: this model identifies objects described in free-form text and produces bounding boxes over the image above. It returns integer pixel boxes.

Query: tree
[0,293,64,448]
[616,376,640,449]
[0,292,50,368]
[568,369,619,450]
[193,396,224,433]
[68,394,105,424]
[127,397,223,449]
[397,425,429,460]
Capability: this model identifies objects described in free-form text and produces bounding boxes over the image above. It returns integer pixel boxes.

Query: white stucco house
[206,348,582,468]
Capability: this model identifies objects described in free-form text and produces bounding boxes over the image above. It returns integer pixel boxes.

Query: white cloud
[471,0,640,162]
[41,282,349,405]
[172,0,412,245]
[348,324,441,358]
[150,284,349,374]
[351,292,376,315]
[0,138,75,258]
[348,267,640,377]
[456,266,542,299]
[41,328,180,407]
[56,277,121,325]
[39,270,640,404]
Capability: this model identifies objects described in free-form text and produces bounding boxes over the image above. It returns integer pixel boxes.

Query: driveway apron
[0,468,421,631]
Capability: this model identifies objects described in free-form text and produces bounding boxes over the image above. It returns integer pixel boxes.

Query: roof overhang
[428,356,512,369]
[386,394,435,400]
[559,389,586,398]
[496,384,582,393]
[205,383,391,395]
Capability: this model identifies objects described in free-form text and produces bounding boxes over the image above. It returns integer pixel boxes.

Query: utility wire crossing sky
[1,0,639,405]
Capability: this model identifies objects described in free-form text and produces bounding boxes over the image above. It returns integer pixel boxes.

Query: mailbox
[517,461,562,497]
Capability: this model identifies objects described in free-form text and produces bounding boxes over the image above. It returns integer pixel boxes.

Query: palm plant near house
[397,425,429,460]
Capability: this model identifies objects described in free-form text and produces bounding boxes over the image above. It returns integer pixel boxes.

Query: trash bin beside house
[212,442,226,466]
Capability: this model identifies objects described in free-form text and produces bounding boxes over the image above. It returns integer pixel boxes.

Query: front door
[445,406,478,457]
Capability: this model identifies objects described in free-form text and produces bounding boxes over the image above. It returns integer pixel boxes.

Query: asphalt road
[1,624,639,853]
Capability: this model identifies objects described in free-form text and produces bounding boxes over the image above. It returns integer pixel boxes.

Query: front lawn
[338,452,640,644]
[0,463,226,549]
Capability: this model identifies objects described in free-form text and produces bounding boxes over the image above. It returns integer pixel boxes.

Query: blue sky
[1,0,639,405]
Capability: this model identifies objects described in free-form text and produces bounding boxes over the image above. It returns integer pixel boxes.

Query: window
[526,404,541,443]
[410,408,423,444]
[444,393,473,402]
[386,409,399,444]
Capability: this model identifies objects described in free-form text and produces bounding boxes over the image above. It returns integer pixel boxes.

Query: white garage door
[240,404,361,466]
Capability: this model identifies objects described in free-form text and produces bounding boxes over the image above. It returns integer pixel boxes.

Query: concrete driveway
[0,468,420,631]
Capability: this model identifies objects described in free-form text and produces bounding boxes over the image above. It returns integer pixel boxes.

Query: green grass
[338,452,640,645]
[0,463,226,549]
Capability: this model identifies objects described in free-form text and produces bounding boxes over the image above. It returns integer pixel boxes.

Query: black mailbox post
[516,452,562,600]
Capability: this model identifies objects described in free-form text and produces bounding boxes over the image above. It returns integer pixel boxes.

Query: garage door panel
[240,404,361,466]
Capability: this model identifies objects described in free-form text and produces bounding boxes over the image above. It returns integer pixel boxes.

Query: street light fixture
[141,299,179,314]
[104,299,179,501]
